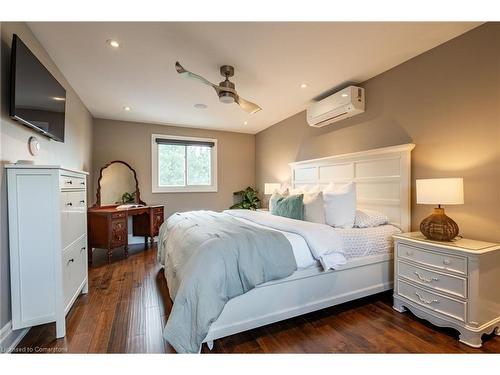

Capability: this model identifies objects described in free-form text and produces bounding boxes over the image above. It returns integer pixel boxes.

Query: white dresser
[6,165,89,338]
[393,232,500,347]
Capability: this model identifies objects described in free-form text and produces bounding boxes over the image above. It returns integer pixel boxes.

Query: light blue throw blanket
[158,211,296,353]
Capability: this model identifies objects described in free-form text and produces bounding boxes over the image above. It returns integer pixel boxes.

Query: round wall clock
[28,136,41,156]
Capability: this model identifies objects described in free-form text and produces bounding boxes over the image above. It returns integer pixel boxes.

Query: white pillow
[290,184,321,196]
[303,191,325,224]
[323,182,357,228]
[354,209,389,228]
[305,184,321,194]
[289,187,303,195]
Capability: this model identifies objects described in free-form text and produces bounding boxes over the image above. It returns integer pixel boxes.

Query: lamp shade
[416,178,464,205]
[264,183,281,195]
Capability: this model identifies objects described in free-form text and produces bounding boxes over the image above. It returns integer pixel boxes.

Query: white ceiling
[28,22,480,134]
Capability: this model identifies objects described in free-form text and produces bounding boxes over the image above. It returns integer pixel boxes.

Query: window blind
[155,138,215,148]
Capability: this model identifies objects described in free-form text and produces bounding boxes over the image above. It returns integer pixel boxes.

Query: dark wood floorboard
[15,243,500,354]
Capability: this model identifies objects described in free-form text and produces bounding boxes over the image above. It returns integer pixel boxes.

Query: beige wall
[92,119,255,217]
[0,23,94,328]
[256,23,500,242]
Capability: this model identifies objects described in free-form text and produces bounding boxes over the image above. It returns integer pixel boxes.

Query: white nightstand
[393,232,500,348]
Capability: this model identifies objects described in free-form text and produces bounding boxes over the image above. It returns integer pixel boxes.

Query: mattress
[235,216,400,269]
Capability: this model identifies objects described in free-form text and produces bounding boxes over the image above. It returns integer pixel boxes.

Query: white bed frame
[203,143,415,348]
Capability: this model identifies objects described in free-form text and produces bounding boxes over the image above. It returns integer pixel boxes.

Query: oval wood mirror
[95,161,144,207]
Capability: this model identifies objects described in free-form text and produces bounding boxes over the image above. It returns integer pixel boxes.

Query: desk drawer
[398,261,467,299]
[397,243,467,275]
[397,279,466,322]
[152,208,164,236]
[111,212,126,219]
[111,219,127,247]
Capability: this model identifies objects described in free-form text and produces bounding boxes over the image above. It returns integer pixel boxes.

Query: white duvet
[224,209,346,269]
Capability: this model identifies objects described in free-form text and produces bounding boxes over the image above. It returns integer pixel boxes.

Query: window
[152,134,217,192]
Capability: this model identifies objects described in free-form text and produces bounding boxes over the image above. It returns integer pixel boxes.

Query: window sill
[152,186,218,193]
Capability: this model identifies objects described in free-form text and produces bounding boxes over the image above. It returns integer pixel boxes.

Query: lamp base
[420,207,459,242]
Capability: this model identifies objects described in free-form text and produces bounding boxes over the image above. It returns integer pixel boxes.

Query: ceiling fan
[175,62,262,114]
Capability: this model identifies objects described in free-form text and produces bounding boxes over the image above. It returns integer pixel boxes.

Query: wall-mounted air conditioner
[306,86,365,127]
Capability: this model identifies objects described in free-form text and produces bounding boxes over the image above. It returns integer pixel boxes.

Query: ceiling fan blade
[175,61,236,95]
[175,61,214,87]
[235,96,262,114]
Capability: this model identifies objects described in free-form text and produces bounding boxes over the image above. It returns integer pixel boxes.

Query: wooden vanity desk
[87,205,164,264]
[87,160,164,264]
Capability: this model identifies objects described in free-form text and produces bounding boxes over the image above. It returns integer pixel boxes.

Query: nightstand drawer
[398,261,467,299]
[397,243,467,275]
[397,279,466,322]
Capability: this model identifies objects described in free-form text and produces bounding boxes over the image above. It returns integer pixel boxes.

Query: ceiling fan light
[219,92,235,104]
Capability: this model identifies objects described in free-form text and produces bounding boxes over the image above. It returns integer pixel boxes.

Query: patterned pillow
[354,209,389,228]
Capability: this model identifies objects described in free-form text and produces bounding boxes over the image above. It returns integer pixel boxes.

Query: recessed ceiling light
[123,106,131,111]
[52,96,65,101]
[244,121,248,125]
[341,93,349,97]
[194,103,207,109]
[300,83,308,89]
[106,39,120,48]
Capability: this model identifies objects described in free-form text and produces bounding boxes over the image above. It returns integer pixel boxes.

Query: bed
[159,143,415,352]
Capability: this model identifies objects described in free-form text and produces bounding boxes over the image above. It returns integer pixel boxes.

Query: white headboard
[289,143,415,231]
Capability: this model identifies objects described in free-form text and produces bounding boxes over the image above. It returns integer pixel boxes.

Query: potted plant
[230,186,261,210]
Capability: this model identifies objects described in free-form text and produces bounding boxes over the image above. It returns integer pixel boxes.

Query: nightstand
[393,232,500,348]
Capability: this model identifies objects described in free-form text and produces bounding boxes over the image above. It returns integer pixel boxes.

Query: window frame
[151,134,218,193]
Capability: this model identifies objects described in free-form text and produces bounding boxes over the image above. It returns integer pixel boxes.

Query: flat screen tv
[10,34,66,142]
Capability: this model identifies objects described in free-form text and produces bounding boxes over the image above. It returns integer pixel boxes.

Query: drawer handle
[67,258,75,264]
[415,292,439,305]
[80,182,85,185]
[66,180,73,184]
[406,250,414,256]
[414,271,439,283]
[66,202,73,206]
[443,259,451,265]
[81,246,86,252]
[80,200,85,204]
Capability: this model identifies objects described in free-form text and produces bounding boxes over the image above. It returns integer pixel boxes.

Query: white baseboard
[0,321,30,354]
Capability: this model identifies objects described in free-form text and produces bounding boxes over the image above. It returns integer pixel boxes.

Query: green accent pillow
[271,194,304,220]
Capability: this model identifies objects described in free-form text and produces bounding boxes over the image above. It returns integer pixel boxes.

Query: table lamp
[264,183,281,195]
[416,178,464,241]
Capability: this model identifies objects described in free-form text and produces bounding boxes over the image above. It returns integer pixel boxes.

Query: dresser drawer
[62,236,87,311]
[397,279,466,322]
[60,175,86,190]
[397,243,467,275]
[62,190,87,209]
[61,191,87,249]
[398,260,467,299]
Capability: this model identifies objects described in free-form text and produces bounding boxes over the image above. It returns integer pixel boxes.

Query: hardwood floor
[16,243,500,354]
